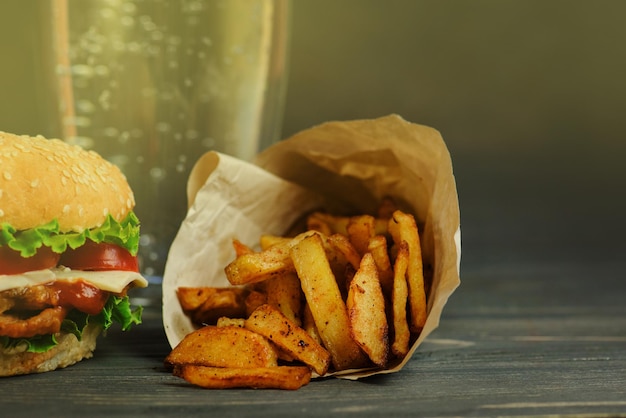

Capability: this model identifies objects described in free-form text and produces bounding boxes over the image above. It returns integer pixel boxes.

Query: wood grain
[2,263,625,417]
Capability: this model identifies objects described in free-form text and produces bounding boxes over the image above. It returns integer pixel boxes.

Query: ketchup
[48,280,109,315]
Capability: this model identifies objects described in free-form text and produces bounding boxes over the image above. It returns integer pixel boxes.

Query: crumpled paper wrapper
[162,114,461,379]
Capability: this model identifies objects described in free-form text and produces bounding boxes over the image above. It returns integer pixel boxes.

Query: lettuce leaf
[0,212,140,257]
[0,295,143,353]
[92,294,143,331]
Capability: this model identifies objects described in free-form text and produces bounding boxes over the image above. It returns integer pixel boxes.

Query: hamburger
[0,131,148,376]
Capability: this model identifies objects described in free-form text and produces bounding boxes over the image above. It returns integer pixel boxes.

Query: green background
[1,0,624,268]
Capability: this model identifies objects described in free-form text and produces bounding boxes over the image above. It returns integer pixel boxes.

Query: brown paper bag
[162,114,461,379]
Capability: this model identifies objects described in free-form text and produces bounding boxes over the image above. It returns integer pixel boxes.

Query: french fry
[264,272,302,326]
[347,253,389,367]
[245,290,268,317]
[177,287,248,326]
[326,233,361,271]
[391,241,410,358]
[225,231,318,285]
[306,212,350,235]
[245,304,331,376]
[346,215,376,256]
[377,196,398,219]
[290,234,369,371]
[326,233,360,296]
[302,303,322,345]
[307,212,388,236]
[367,235,394,297]
[305,213,333,236]
[165,325,278,369]
[216,317,245,328]
[232,238,255,256]
[388,210,427,332]
[173,365,311,390]
[224,245,293,285]
[176,286,217,312]
[259,234,291,250]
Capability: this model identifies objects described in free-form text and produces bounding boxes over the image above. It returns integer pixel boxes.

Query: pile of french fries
[166,198,427,390]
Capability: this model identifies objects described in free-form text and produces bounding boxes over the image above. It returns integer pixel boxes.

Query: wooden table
[4,256,625,417]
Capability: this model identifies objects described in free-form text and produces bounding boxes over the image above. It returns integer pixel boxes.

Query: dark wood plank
[3,261,625,417]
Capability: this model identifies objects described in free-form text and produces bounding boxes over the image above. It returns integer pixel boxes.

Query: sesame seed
[3,172,11,180]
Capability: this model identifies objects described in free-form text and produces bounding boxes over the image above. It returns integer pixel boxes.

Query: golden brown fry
[327,233,361,271]
[347,253,389,368]
[177,287,248,326]
[306,212,349,235]
[391,241,411,358]
[325,233,360,298]
[373,218,390,237]
[388,210,427,332]
[302,303,322,345]
[216,317,245,328]
[377,196,398,219]
[245,304,331,376]
[346,214,376,256]
[306,213,333,236]
[225,231,318,285]
[232,238,255,257]
[290,234,369,371]
[367,235,394,297]
[176,287,216,312]
[173,365,311,390]
[245,290,268,317]
[270,340,297,362]
[307,211,389,237]
[259,234,291,250]
[225,245,293,286]
[264,272,302,326]
[165,325,278,369]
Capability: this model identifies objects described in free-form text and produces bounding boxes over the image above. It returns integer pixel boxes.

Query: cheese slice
[0,267,148,293]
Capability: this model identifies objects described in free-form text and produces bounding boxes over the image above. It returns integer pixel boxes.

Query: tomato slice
[0,246,61,275]
[59,240,139,272]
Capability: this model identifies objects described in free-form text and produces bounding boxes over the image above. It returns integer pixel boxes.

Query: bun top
[0,131,135,232]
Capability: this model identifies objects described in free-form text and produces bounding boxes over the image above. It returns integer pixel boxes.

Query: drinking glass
[46,0,290,276]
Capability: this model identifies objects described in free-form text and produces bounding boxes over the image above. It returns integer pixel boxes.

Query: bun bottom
[0,324,101,377]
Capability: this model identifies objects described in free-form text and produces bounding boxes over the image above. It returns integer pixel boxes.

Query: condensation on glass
[49,0,290,276]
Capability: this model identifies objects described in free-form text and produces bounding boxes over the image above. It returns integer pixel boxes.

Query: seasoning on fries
[166,198,428,390]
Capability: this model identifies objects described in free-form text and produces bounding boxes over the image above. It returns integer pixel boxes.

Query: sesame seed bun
[0,131,135,232]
